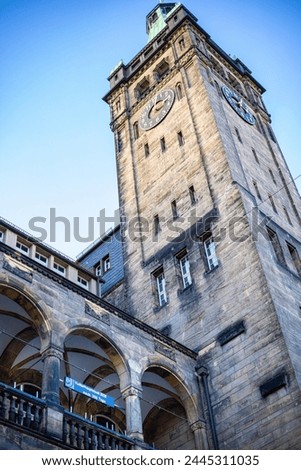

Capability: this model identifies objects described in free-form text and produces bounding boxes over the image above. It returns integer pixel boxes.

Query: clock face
[139,88,175,131]
[221,85,256,125]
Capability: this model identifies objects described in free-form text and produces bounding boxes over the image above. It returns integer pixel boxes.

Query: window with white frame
[204,236,219,271]
[154,269,167,307]
[95,263,102,277]
[78,275,89,289]
[102,254,111,273]
[35,251,48,266]
[53,261,66,276]
[0,231,3,242]
[178,253,192,289]
[16,239,29,254]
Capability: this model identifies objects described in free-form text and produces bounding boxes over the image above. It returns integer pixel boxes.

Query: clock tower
[104,3,301,449]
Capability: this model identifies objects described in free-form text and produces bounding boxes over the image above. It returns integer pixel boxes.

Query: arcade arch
[141,365,197,449]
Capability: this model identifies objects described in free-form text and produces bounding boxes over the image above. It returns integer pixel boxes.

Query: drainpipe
[196,364,219,450]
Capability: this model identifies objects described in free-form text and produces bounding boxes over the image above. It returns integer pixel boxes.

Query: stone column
[41,346,63,405]
[41,346,64,440]
[190,419,209,450]
[196,364,219,450]
[121,385,144,441]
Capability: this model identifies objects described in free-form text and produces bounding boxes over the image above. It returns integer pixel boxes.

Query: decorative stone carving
[3,258,33,283]
[85,301,110,325]
[154,340,176,361]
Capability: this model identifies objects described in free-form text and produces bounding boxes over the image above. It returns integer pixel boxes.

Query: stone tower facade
[104,3,301,449]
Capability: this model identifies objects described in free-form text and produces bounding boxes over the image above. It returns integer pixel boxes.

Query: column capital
[190,419,207,433]
[195,364,209,377]
[121,384,143,400]
[41,345,64,361]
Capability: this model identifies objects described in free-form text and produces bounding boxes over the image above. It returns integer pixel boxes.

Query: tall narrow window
[115,99,121,112]
[154,215,160,236]
[176,83,183,100]
[153,269,167,307]
[269,168,277,185]
[177,131,185,147]
[178,252,192,289]
[189,185,196,205]
[203,235,219,271]
[160,137,166,152]
[235,127,242,143]
[95,263,102,277]
[252,181,262,201]
[268,194,278,213]
[252,148,259,164]
[286,243,301,276]
[283,206,293,226]
[117,131,122,152]
[266,227,286,265]
[144,143,150,158]
[102,254,111,273]
[0,231,3,242]
[133,122,139,140]
[171,200,178,220]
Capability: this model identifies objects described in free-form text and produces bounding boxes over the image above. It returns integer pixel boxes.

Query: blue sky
[1,0,300,257]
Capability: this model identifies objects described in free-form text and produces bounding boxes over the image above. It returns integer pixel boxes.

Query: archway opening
[142,366,195,449]
[61,329,126,434]
[0,289,44,393]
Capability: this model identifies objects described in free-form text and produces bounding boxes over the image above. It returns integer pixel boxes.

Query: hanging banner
[64,376,115,408]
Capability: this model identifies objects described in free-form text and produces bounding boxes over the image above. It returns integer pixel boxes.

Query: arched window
[16,383,41,398]
[133,122,139,140]
[94,415,124,434]
[176,82,183,100]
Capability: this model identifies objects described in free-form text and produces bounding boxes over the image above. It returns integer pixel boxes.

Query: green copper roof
[147,3,180,42]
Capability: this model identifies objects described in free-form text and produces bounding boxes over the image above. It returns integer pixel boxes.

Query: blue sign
[64,376,115,408]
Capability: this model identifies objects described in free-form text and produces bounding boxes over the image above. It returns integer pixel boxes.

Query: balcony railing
[0,382,45,432]
[63,411,135,450]
[0,382,137,450]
